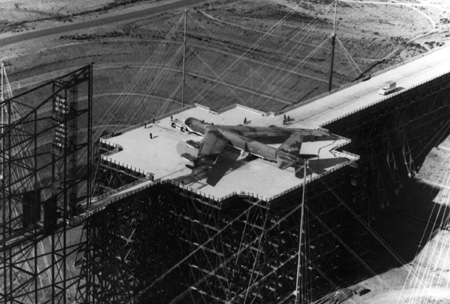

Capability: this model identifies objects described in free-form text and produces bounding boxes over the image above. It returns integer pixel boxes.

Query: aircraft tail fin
[278,131,303,156]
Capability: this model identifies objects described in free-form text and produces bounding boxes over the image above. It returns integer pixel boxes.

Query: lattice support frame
[0,65,93,304]
[80,166,370,304]
[325,71,450,211]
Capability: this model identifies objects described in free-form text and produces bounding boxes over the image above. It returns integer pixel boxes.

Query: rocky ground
[1,0,450,303]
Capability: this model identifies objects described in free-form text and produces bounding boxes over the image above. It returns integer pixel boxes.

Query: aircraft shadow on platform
[295,157,349,178]
[172,147,249,187]
[206,149,243,186]
[176,153,350,186]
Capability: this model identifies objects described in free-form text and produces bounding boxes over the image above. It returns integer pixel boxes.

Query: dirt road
[0,0,207,47]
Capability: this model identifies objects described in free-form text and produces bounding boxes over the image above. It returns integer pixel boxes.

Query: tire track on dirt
[0,0,207,47]
[12,63,296,106]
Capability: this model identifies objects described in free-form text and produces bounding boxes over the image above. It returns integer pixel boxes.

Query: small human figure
[244,117,247,124]
[144,123,147,128]
[153,118,155,124]
[287,115,291,121]
[170,115,173,121]
[149,133,153,139]
[283,114,286,121]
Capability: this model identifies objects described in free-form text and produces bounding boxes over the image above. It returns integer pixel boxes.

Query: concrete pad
[101,105,357,201]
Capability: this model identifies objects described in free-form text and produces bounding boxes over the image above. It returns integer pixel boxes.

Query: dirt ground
[3,0,450,130]
[1,0,450,303]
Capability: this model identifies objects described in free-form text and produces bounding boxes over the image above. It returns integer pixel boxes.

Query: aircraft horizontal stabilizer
[277,155,295,170]
[306,157,349,175]
[300,154,318,160]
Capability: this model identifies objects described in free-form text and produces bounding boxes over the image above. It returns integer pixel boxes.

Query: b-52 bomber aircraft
[177,117,344,181]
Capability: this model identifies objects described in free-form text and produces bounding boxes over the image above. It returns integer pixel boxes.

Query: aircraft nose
[184,117,206,134]
[185,117,194,127]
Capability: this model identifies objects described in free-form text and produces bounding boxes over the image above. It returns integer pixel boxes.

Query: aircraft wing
[278,131,303,155]
[198,126,229,158]
[276,132,304,170]
[188,126,229,179]
[276,131,319,170]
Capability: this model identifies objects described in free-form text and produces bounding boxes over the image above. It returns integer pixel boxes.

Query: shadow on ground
[326,178,449,301]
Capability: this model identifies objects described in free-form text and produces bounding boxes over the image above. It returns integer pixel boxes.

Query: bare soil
[0,0,161,33]
[4,0,449,130]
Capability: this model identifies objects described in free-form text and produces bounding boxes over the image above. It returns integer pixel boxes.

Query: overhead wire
[77,2,450,301]
[305,204,391,289]
[186,1,321,106]
[190,50,248,106]
[336,36,362,77]
[244,213,269,303]
[1,62,58,299]
[394,112,450,303]
[318,178,418,276]
[251,1,339,107]
[114,42,184,128]
[225,199,310,303]
[408,199,450,303]
[116,45,185,126]
[199,1,335,77]
[398,160,450,304]
[190,1,338,110]
[135,200,262,300]
[84,13,187,193]
[186,13,289,106]
[419,184,450,301]
[93,13,185,135]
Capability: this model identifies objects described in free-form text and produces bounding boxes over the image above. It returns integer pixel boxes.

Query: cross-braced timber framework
[80,70,450,303]
[81,166,370,303]
[325,71,450,210]
[94,140,148,194]
[0,65,93,304]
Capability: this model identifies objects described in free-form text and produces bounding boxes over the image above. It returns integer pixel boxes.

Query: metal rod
[294,161,307,304]
[88,63,93,204]
[328,34,336,92]
[328,0,338,92]
[182,9,187,108]
[7,93,12,302]
[1,61,4,182]
[333,0,337,35]
[1,58,6,304]
[1,61,4,102]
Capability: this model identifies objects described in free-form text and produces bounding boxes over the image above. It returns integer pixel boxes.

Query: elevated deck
[98,105,357,202]
[286,44,450,128]
[80,45,450,222]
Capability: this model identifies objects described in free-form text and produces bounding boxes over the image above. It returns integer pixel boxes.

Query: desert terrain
[1,0,450,303]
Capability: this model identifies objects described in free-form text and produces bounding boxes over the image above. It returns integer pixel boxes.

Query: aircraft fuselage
[185,117,300,163]
[220,129,278,160]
